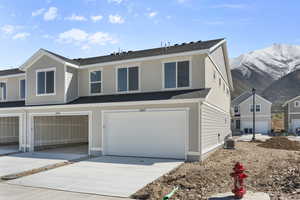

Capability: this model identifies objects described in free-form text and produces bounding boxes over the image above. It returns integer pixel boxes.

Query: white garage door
[292,119,300,133]
[103,109,187,159]
[242,120,269,134]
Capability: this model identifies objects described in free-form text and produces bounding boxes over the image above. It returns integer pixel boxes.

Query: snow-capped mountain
[231,44,300,80]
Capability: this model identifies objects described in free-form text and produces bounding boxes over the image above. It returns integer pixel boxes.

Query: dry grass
[133,142,300,200]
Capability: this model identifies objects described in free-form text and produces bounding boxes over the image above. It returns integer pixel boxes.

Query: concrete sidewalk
[0,183,128,200]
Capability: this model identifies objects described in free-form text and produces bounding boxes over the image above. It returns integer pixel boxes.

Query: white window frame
[294,101,300,108]
[89,69,103,95]
[36,67,56,96]
[250,104,261,113]
[19,78,26,100]
[162,58,192,90]
[0,80,7,102]
[115,65,140,93]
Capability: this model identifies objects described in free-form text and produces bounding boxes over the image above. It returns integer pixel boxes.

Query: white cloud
[12,32,30,40]
[148,11,157,18]
[65,14,87,21]
[109,14,124,24]
[90,15,103,22]
[32,8,45,16]
[58,28,118,47]
[44,7,58,21]
[0,25,17,34]
[108,0,123,4]
[212,4,247,9]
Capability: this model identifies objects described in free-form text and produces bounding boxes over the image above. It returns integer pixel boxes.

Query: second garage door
[242,120,269,134]
[103,109,187,159]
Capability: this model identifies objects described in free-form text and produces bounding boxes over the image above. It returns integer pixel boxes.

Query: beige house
[231,92,272,134]
[283,96,300,133]
[0,38,233,161]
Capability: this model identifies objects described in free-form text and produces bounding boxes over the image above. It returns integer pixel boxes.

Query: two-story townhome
[283,96,300,133]
[0,38,233,161]
[231,92,272,134]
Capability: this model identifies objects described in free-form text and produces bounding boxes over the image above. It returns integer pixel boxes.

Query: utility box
[224,137,235,149]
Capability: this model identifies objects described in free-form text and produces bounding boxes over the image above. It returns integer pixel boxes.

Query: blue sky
[0,0,299,68]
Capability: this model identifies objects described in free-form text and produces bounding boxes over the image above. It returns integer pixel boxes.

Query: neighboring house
[0,38,233,161]
[231,92,272,134]
[283,96,300,133]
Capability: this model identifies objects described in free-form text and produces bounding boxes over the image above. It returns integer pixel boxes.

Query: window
[19,79,26,99]
[234,105,239,113]
[0,82,6,101]
[219,78,221,86]
[164,61,190,89]
[90,71,102,94]
[117,66,139,92]
[250,104,261,112]
[36,69,55,95]
[213,71,216,80]
[235,120,240,129]
[295,101,300,108]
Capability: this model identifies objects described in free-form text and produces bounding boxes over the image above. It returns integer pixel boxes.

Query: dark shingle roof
[0,89,210,109]
[0,101,25,108]
[231,92,252,105]
[73,38,224,66]
[42,49,80,65]
[0,68,24,77]
[68,88,210,105]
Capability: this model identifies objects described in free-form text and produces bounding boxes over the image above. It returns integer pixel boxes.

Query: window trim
[294,101,300,108]
[162,58,192,90]
[19,78,26,100]
[250,104,261,113]
[115,65,141,93]
[89,69,103,95]
[0,80,7,102]
[36,67,56,96]
[234,105,239,113]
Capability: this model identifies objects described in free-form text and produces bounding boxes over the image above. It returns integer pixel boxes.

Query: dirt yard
[133,139,300,200]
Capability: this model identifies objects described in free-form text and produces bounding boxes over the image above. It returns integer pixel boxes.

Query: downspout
[199,100,203,161]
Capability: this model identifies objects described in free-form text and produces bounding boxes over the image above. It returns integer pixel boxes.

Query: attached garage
[242,120,269,134]
[102,109,188,159]
[0,116,19,145]
[32,114,89,154]
[291,119,300,133]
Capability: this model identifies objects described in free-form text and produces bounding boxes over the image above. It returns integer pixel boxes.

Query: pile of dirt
[132,142,300,200]
[258,137,300,151]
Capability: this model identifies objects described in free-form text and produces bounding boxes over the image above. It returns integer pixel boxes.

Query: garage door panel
[0,117,19,144]
[34,115,88,148]
[104,110,187,159]
[242,120,268,134]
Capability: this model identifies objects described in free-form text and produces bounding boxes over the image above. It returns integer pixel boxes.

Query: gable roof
[74,38,224,66]
[0,68,24,77]
[232,91,272,106]
[282,95,300,107]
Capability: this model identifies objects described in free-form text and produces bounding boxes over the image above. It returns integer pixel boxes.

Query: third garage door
[103,109,187,159]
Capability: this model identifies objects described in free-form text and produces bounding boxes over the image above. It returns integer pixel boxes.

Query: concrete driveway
[0,151,87,177]
[9,156,183,197]
[0,145,19,156]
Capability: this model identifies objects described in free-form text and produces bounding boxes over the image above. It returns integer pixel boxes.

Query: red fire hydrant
[230,162,248,199]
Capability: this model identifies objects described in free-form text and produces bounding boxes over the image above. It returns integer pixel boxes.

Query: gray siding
[78,54,206,96]
[0,75,25,101]
[201,102,231,154]
[26,55,65,105]
[210,46,228,85]
[66,66,78,102]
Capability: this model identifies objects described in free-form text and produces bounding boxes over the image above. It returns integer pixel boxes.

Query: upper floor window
[117,66,139,92]
[250,104,261,112]
[36,68,55,95]
[164,60,190,89]
[19,79,26,99]
[234,105,239,113]
[90,70,102,94]
[294,101,300,108]
[219,78,221,86]
[213,71,216,80]
[0,82,6,101]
